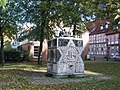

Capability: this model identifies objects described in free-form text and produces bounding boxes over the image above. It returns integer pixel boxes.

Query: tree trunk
[37,11,46,65]
[38,22,44,65]
[0,32,5,67]
[38,39,43,65]
[118,33,120,54]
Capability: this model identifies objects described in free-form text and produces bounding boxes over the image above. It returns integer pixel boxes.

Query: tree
[18,0,62,65]
[0,0,20,66]
[18,0,92,65]
[82,0,120,22]
[18,0,120,65]
[57,0,87,35]
[0,0,7,67]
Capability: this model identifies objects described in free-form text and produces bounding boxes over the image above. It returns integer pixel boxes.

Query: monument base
[46,72,85,78]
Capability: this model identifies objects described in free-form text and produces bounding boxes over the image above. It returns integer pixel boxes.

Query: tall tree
[18,0,120,65]
[18,0,91,64]
[0,0,20,66]
[0,0,7,67]
[19,0,61,65]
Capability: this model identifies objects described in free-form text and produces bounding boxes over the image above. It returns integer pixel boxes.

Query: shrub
[20,51,32,62]
[4,49,20,62]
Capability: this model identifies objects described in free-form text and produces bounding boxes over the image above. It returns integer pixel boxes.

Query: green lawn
[0,61,120,90]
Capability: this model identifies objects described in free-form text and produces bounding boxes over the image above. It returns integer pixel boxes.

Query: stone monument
[47,36,85,78]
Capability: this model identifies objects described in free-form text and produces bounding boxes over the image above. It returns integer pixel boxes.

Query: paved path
[27,75,109,85]
[24,71,110,85]
[0,71,110,87]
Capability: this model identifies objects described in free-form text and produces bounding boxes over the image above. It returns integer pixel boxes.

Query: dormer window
[100,25,104,30]
[105,22,109,29]
[100,21,110,30]
[105,23,108,29]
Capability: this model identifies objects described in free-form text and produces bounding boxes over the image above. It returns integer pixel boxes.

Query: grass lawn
[0,61,120,90]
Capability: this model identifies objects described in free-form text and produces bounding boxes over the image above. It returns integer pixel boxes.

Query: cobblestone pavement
[24,71,110,85]
[27,75,110,85]
[0,71,110,86]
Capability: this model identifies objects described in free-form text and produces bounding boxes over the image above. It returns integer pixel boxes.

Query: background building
[88,19,120,60]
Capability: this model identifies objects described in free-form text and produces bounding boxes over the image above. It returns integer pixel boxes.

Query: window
[115,34,119,44]
[34,46,39,57]
[105,24,108,29]
[108,36,111,45]
[101,47,103,51]
[91,48,94,52]
[111,35,114,44]
[100,25,104,30]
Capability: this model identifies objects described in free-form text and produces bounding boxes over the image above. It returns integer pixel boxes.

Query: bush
[4,49,20,62]
[20,51,31,62]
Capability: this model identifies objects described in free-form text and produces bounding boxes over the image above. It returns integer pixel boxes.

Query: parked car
[111,54,120,61]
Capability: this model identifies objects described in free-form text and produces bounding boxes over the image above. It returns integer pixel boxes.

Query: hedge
[4,49,21,62]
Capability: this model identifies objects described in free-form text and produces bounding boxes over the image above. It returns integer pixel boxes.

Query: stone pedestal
[47,37,84,78]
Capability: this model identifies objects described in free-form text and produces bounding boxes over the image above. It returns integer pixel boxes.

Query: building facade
[106,30,120,57]
[89,33,107,60]
[19,40,48,63]
[88,19,120,60]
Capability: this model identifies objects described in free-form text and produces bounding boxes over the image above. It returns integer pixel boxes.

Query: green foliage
[58,1,87,35]
[21,51,31,62]
[4,41,12,51]
[0,0,6,10]
[0,0,22,66]
[4,49,20,62]
[18,0,90,41]
[0,0,6,6]
[17,0,63,64]
[0,0,24,34]
[84,0,120,20]
[23,0,58,40]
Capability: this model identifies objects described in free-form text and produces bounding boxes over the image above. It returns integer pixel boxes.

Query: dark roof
[85,19,120,35]
[106,24,120,35]
[86,19,111,35]
[85,21,95,32]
